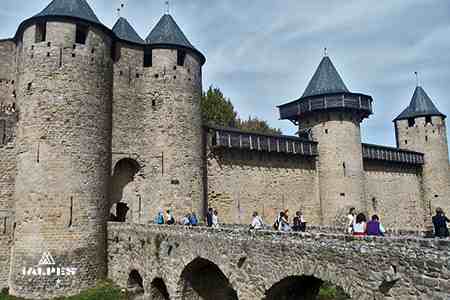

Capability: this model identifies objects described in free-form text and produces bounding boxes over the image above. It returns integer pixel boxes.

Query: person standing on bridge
[352,213,367,236]
[432,208,450,238]
[212,210,219,228]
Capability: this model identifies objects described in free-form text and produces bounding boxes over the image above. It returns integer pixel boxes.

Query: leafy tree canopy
[201,85,282,135]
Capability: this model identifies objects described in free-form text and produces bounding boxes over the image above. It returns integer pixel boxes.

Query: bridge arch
[111,158,141,222]
[127,269,145,299]
[150,277,170,300]
[263,275,323,300]
[178,257,238,300]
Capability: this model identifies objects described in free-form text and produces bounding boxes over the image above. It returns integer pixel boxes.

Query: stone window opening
[177,50,186,66]
[111,158,140,222]
[75,24,89,45]
[27,82,32,91]
[152,99,156,107]
[1,120,6,145]
[143,48,152,67]
[59,48,63,67]
[342,162,346,176]
[68,196,73,227]
[46,52,50,57]
[47,42,51,47]
[35,21,46,43]
[425,116,432,125]
[408,118,415,127]
[325,129,328,134]
[404,140,408,145]
[2,216,6,234]
[425,136,428,142]
[372,197,377,211]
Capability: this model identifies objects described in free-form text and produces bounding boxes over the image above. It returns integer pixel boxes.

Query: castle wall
[0,39,17,110]
[300,111,365,225]
[206,147,320,225]
[363,160,424,231]
[396,116,450,215]
[10,21,113,298]
[115,48,204,223]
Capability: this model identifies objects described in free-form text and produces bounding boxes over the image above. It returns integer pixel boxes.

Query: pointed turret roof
[395,86,446,121]
[302,56,349,98]
[146,14,193,48]
[113,17,144,44]
[34,0,102,25]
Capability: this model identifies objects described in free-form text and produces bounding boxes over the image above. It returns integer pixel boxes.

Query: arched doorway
[180,257,238,300]
[264,276,323,300]
[151,278,170,300]
[110,158,140,222]
[128,270,145,300]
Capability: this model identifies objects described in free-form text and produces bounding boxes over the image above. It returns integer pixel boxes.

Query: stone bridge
[107,223,450,300]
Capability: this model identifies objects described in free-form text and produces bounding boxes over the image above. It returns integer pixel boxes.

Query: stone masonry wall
[112,47,204,223]
[108,223,450,300]
[300,111,366,226]
[363,160,425,231]
[0,40,17,110]
[206,146,320,225]
[396,116,450,215]
[10,21,113,299]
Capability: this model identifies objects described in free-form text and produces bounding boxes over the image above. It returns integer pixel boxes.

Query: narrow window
[177,50,186,66]
[408,118,415,127]
[68,196,73,227]
[425,136,428,142]
[425,116,432,125]
[0,120,5,145]
[75,24,89,44]
[404,140,408,145]
[152,99,156,107]
[35,22,46,43]
[143,48,152,67]
[325,129,328,134]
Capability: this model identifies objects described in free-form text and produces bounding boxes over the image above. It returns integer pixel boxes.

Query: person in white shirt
[250,211,264,229]
[212,210,219,228]
[347,207,356,234]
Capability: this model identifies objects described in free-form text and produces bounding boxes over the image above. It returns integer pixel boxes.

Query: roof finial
[324,47,328,57]
[165,0,170,14]
[415,71,420,87]
[116,2,125,18]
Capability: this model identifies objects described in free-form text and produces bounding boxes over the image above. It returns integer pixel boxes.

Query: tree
[201,86,237,128]
[201,85,282,135]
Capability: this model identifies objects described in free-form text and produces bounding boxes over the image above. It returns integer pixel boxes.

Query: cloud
[1,0,450,147]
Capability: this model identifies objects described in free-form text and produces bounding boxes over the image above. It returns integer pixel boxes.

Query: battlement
[362,143,424,165]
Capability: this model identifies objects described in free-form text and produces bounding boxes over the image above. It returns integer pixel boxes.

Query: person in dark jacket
[432,208,450,238]
[206,208,213,227]
[366,215,386,236]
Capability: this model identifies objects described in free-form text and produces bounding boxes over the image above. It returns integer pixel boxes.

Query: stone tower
[137,14,206,219]
[278,55,373,225]
[394,85,450,217]
[10,0,113,298]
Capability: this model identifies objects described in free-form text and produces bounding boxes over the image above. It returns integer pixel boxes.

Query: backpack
[157,214,164,224]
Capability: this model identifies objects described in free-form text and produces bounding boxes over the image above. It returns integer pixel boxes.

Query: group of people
[154,209,199,226]
[347,208,386,236]
[271,210,307,232]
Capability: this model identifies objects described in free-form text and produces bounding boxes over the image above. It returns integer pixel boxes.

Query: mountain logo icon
[38,252,56,266]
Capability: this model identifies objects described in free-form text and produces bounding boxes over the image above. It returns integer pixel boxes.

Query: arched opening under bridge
[180,257,238,300]
[264,275,323,300]
[150,277,170,300]
[127,270,144,299]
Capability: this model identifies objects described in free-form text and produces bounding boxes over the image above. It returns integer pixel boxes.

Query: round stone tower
[139,14,206,220]
[10,0,113,298]
[278,54,373,225]
[394,85,450,218]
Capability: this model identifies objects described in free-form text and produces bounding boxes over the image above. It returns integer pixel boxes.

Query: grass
[0,281,126,300]
[318,282,351,300]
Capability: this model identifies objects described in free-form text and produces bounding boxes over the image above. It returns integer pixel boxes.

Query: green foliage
[201,85,282,135]
[201,86,237,128]
[0,281,126,300]
[318,282,350,300]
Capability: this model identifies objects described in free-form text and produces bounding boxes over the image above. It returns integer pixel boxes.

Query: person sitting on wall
[181,214,191,226]
[293,211,306,232]
[166,209,175,225]
[352,213,367,236]
[432,208,450,238]
[155,209,165,225]
[366,215,386,236]
[347,207,356,234]
[250,211,264,230]
[189,212,198,226]
[279,211,291,232]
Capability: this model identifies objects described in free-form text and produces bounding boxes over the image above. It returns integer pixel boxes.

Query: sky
[1,0,450,146]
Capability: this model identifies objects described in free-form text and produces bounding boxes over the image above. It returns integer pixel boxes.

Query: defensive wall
[108,222,450,300]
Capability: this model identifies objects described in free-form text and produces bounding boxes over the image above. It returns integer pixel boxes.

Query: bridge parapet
[107,222,450,300]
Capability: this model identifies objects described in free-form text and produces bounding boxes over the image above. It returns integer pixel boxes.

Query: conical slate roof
[395,86,446,121]
[146,14,194,48]
[302,56,349,98]
[34,0,102,25]
[113,17,144,44]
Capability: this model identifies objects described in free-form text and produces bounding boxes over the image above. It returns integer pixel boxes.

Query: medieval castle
[0,0,448,298]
